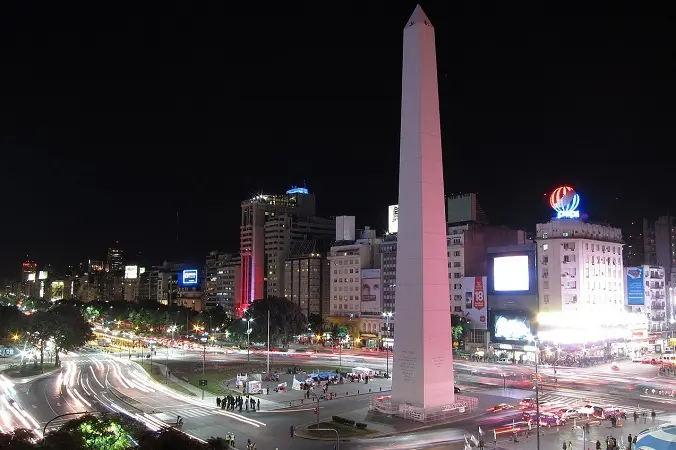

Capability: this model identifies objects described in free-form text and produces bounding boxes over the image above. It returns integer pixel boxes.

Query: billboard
[462,276,487,328]
[627,267,645,305]
[180,269,198,286]
[388,204,399,234]
[38,271,48,280]
[51,281,64,301]
[360,269,381,313]
[489,310,535,343]
[125,265,138,279]
[27,273,35,281]
[487,247,537,297]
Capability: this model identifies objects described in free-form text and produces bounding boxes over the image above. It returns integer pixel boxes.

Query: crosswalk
[537,391,664,415]
[162,406,214,419]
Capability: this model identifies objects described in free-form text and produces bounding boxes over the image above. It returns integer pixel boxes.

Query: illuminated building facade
[204,251,240,312]
[106,247,124,274]
[626,265,666,332]
[238,187,334,315]
[536,219,625,314]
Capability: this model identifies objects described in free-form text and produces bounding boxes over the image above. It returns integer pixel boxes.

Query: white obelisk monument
[391,5,456,415]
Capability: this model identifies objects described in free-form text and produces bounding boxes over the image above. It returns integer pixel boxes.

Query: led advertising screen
[51,281,64,301]
[180,269,198,286]
[489,310,535,343]
[493,255,529,291]
[360,269,381,313]
[38,271,48,280]
[487,247,537,297]
[124,265,138,279]
[626,267,645,305]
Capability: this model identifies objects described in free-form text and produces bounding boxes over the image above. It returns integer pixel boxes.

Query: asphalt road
[3,350,676,450]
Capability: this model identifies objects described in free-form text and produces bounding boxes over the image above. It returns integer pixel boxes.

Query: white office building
[536,220,625,314]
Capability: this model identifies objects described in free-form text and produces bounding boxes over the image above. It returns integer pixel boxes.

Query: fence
[369,394,479,422]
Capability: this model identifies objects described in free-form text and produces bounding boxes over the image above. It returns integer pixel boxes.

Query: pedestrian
[562,441,567,450]
[290,425,294,437]
[651,409,656,421]
[257,398,260,410]
[595,440,601,450]
[633,411,638,423]
[216,397,221,407]
[568,440,572,449]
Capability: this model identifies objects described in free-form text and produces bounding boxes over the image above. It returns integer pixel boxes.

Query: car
[494,421,531,436]
[487,403,513,412]
[578,404,603,417]
[454,386,460,394]
[557,408,579,419]
[519,398,544,408]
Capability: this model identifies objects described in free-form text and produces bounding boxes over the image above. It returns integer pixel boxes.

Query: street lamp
[382,312,393,377]
[533,337,541,450]
[243,317,253,363]
[166,325,177,384]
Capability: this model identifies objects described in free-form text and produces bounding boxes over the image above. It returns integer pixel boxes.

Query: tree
[246,297,307,347]
[27,311,54,370]
[51,305,93,366]
[451,314,469,344]
[0,305,26,341]
[0,428,36,450]
[57,414,143,450]
[307,314,324,334]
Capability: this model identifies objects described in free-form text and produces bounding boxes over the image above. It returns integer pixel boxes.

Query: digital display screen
[181,269,198,286]
[492,312,533,342]
[493,255,530,291]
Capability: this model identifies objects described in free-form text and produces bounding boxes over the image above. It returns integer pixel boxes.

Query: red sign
[473,276,485,310]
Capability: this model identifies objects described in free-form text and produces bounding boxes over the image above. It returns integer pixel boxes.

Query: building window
[542,244,548,251]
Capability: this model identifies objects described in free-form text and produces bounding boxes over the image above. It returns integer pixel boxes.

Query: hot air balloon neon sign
[549,186,580,219]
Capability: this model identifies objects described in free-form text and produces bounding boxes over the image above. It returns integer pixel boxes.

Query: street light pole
[266,309,270,375]
[202,339,206,400]
[534,339,540,450]
[382,311,393,377]
[243,317,253,363]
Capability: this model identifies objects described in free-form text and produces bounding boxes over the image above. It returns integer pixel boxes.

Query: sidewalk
[144,361,282,411]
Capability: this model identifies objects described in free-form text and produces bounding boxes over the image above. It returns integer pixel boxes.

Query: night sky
[0,2,673,279]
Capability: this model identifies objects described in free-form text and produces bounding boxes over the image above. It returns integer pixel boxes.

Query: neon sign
[286,186,309,195]
[549,185,580,219]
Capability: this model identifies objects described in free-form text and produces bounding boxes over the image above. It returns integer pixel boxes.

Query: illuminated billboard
[27,273,35,282]
[493,255,529,291]
[626,267,645,306]
[180,269,198,286]
[125,265,138,279]
[38,271,48,280]
[489,310,535,343]
[360,269,381,313]
[51,281,64,301]
[549,185,581,219]
[388,204,399,234]
[487,248,537,297]
[462,276,487,329]
[139,267,146,275]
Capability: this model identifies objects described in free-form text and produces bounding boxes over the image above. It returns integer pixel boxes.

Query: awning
[636,424,676,449]
[360,333,377,338]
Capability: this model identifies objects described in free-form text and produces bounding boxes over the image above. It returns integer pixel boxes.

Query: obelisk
[391,5,455,414]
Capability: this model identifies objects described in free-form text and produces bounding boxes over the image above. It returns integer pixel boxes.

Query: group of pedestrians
[216,394,260,412]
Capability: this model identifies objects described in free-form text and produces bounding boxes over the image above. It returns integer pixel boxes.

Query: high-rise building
[536,220,625,314]
[446,193,488,225]
[624,220,644,267]
[643,216,676,284]
[21,261,37,297]
[107,247,124,274]
[626,265,666,332]
[284,240,331,318]
[238,187,333,315]
[204,251,240,313]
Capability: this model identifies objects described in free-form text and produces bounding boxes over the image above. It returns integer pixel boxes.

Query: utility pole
[202,340,206,400]
[266,309,270,375]
[535,338,540,450]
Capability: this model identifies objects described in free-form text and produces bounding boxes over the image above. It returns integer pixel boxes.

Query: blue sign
[626,267,644,305]
[181,269,198,286]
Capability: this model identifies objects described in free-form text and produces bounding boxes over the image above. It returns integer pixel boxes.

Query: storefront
[493,343,537,364]
[359,333,378,349]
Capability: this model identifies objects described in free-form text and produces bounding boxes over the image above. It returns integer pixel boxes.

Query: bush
[355,423,367,429]
[331,416,355,426]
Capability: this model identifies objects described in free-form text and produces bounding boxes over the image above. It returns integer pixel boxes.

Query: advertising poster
[626,267,645,305]
[463,276,487,329]
[360,269,381,313]
[125,265,138,279]
[51,281,64,301]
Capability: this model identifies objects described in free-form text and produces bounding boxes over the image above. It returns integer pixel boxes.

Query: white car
[558,408,579,419]
[578,404,600,416]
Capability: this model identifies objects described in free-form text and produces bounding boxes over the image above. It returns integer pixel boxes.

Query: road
[3,349,676,449]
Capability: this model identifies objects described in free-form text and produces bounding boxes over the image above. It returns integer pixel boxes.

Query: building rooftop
[287,239,331,259]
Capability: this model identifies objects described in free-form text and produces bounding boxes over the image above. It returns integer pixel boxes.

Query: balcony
[651,302,666,310]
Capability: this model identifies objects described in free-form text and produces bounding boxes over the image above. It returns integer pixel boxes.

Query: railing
[369,394,479,422]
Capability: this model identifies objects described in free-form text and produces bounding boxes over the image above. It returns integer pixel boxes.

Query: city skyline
[2,2,674,277]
